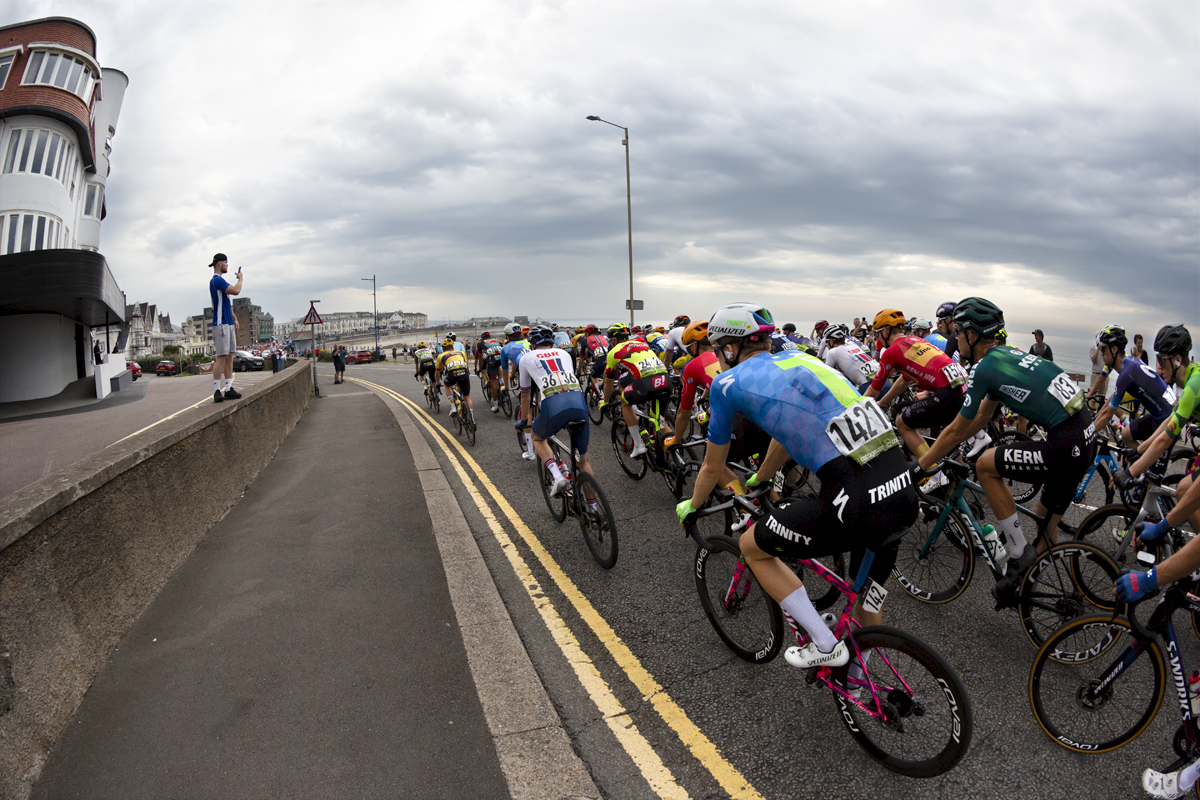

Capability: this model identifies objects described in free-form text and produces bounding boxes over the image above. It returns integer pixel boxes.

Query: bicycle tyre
[481,375,492,402]
[1072,503,1137,568]
[539,456,567,522]
[694,533,783,663]
[891,500,975,604]
[425,383,434,409]
[611,418,647,480]
[1029,613,1165,753]
[832,625,973,777]
[500,390,512,419]
[515,421,528,458]
[431,388,441,414]
[452,400,463,434]
[466,410,476,446]
[577,471,618,568]
[1062,462,1115,532]
[587,388,604,425]
[1017,541,1120,649]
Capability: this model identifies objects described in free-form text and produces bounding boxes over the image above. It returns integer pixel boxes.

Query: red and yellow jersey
[436,350,469,374]
[605,340,667,379]
[871,336,967,393]
[679,351,720,412]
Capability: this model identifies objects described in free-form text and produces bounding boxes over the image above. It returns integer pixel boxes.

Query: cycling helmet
[521,326,531,335]
[528,326,555,347]
[707,303,776,345]
[480,332,490,340]
[910,318,933,333]
[442,338,454,349]
[584,324,597,334]
[504,322,522,337]
[935,301,957,320]
[654,326,667,333]
[782,323,797,334]
[952,297,1005,337]
[1154,324,1192,357]
[824,323,850,341]
[672,315,691,329]
[1097,325,1128,351]
[447,332,457,341]
[813,320,829,333]
[872,309,906,331]
[681,320,710,346]
[607,322,631,341]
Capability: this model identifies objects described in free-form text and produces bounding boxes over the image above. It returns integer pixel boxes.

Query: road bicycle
[585,379,610,425]
[512,391,541,457]
[609,387,692,499]
[1028,563,1200,774]
[448,381,476,446]
[684,485,974,778]
[531,419,619,568]
[422,373,440,414]
[891,458,1120,648]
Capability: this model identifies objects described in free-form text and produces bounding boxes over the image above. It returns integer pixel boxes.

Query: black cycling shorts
[416,361,435,379]
[442,371,471,395]
[484,356,501,379]
[993,411,1096,516]
[1127,414,1161,443]
[901,385,965,432]
[620,373,670,406]
[751,448,918,591]
[728,415,772,467]
[591,357,606,380]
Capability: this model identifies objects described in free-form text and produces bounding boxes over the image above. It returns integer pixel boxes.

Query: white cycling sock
[997,514,1026,558]
[1181,762,1200,791]
[848,649,874,685]
[780,587,838,653]
[545,458,563,482]
[214,379,221,391]
[524,433,534,455]
[225,378,233,390]
[631,425,644,443]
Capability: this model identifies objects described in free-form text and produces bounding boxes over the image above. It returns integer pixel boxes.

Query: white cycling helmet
[707,303,776,346]
[504,322,522,337]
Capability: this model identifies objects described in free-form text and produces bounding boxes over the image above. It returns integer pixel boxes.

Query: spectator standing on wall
[208,253,243,402]
[1030,329,1053,361]
[1086,329,1109,401]
[1130,334,1146,361]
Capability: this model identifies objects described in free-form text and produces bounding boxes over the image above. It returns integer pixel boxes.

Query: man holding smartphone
[209,253,243,402]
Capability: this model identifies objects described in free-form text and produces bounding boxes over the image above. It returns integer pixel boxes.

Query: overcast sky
[7,1,1198,341]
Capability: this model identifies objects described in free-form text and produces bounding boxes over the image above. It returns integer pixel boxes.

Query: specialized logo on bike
[765,515,812,545]
[998,384,1031,403]
[868,469,912,503]
[1003,448,1044,465]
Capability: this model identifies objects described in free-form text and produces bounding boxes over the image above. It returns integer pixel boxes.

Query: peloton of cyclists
[599,322,672,459]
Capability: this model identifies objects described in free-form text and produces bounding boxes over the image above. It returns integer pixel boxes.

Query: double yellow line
[353,378,762,800]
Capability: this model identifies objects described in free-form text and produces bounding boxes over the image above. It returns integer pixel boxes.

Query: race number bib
[825,398,900,466]
[1047,372,1083,412]
[861,579,889,614]
[941,362,968,387]
[538,368,581,396]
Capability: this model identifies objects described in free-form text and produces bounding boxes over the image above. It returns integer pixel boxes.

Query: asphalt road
[336,361,1193,800]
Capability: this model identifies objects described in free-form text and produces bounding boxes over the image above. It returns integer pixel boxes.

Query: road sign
[302,304,322,326]
[625,299,644,310]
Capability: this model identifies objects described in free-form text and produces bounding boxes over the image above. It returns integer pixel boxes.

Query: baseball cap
[1032,329,1044,336]
[209,253,227,266]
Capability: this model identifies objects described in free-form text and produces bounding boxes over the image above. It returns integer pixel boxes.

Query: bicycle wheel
[694,533,783,663]
[611,418,647,480]
[431,388,441,414]
[832,625,973,778]
[587,388,604,424]
[500,389,512,419]
[1062,463,1115,533]
[452,399,463,434]
[1073,504,1137,568]
[778,460,819,500]
[891,500,975,604]
[1029,614,1165,753]
[1017,541,1120,649]
[481,376,491,402]
[425,383,434,409]
[515,422,528,457]
[539,455,567,522]
[576,472,618,568]
[465,409,476,446]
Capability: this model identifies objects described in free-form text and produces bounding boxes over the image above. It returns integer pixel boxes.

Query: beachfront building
[0,16,129,402]
[121,302,183,360]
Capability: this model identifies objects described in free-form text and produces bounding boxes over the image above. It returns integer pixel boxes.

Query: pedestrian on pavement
[1030,329,1053,361]
[208,253,243,402]
[333,346,346,383]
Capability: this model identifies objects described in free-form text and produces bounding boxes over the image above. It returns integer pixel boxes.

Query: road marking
[111,396,211,445]
[353,378,762,800]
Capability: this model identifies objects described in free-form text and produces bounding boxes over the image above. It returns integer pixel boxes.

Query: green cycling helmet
[952,297,1005,337]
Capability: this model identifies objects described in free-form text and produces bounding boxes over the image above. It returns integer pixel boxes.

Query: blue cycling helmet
[528,325,555,347]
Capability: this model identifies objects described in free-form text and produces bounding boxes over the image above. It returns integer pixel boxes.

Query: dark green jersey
[960,345,1083,429]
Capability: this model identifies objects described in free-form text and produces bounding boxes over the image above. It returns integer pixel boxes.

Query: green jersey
[960,345,1083,429]
[1166,362,1200,442]
[414,347,434,364]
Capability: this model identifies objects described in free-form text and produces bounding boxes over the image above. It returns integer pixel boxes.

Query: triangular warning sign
[302,304,322,325]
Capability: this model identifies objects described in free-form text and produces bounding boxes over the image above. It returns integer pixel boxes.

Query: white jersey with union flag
[519,347,581,400]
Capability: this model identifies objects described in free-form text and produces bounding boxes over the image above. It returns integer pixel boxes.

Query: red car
[155,360,181,376]
[351,350,373,364]
[126,361,141,380]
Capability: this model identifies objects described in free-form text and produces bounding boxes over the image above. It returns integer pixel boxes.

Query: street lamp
[362,275,378,358]
[587,115,636,327]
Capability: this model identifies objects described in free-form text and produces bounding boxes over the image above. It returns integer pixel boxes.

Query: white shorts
[213,324,236,356]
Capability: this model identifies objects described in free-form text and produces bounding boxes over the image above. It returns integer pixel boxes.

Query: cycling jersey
[768,332,800,353]
[1106,356,1175,422]
[436,350,470,374]
[479,338,503,362]
[823,342,879,388]
[923,332,960,362]
[707,351,899,473]
[644,331,668,357]
[518,347,581,400]
[665,326,687,357]
[871,336,968,394]
[678,351,720,412]
[584,334,610,361]
[500,339,530,372]
[553,331,572,351]
[959,345,1083,429]
[414,347,435,365]
[605,340,667,379]
[786,333,817,355]
[1166,362,1200,442]
[451,342,466,353]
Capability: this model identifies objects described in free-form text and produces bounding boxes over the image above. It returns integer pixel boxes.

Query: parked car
[233,350,265,372]
[353,350,374,364]
[126,361,141,380]
[155,360,180,376]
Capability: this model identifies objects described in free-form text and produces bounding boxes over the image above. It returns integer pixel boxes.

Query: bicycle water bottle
[981,524,1009,570]
[1189,668,1200,718]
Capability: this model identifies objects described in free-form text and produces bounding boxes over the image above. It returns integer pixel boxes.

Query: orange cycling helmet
[681,320,709,346]
[872,308,906,331]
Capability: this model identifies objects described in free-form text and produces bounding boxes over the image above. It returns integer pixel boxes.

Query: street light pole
[362,275,378,358]
[587,115,635,327]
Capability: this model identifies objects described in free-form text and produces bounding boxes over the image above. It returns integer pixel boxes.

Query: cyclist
[780,322,817,354]
[644,326,670,361]
[677,303,917,670]
[552,325,574,353]
[1091,325,1176,445]
[664,315,691,364]
[474,331,504,413]
[822,324,879,392]
[500,323,535,460]
[864,309,968,466]
[515,326,598,498]
[413,341,436,387]
[917,297,1097,591]
[934,301,958,358]
[435,338,474,417]
[446,332,466,353]
[600,322,671,459]
[581,324,610,395]
[768,326,800,354]
[811,319,829,342]
[913,317,955,359]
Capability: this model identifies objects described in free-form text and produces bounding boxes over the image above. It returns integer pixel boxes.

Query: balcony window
[0,54,14,89]
[2,128,73,181]
[1,212,62,255]
[84,183,104,219]
[22,48,95,102]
